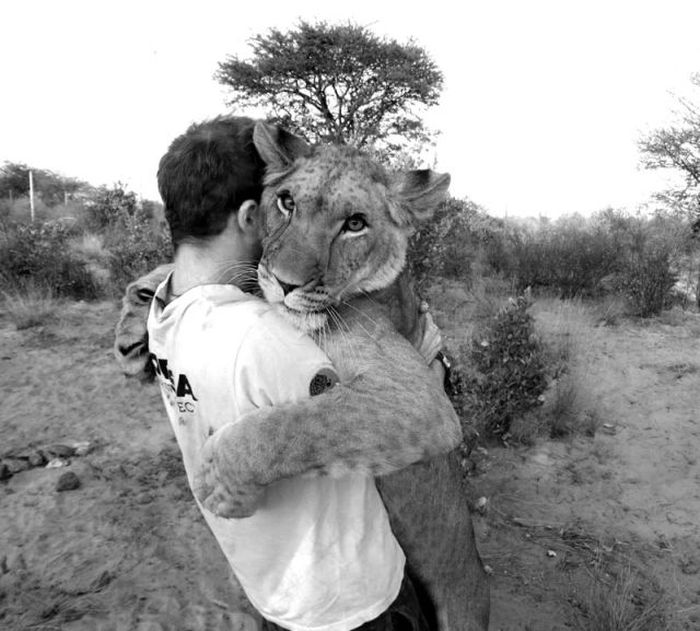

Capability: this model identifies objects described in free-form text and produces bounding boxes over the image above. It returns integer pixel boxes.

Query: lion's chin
[272,303,328,334]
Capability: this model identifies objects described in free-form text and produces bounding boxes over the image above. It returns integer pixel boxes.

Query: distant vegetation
[0,161,171,302]
[409,196,699,442]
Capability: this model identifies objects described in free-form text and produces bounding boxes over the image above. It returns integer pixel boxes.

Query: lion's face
[257,146,412,331]
[253,123,450,332]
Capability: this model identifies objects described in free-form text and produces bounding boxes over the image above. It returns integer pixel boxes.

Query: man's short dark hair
[157,116,266,246]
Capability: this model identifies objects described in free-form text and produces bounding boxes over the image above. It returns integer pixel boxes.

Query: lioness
[115,122,489,630]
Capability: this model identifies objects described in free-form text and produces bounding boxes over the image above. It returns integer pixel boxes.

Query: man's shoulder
[234,307,335,402]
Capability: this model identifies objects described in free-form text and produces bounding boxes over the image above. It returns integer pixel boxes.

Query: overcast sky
[1,0,699,217]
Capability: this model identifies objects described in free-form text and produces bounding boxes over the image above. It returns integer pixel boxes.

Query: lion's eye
[276,191,296,215]
[343,214,368,233]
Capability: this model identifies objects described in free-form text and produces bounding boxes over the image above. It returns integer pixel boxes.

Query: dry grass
[570,563,670,631]
[532,298,605,439]
[592,295,630,326]
[1,282,60,329]
[68,232,112,288]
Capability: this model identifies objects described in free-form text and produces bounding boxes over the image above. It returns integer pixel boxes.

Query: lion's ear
[390,169,451,226]
[253,121,311,168]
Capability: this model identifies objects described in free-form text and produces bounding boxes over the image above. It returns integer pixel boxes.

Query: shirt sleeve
[233,309,338,409]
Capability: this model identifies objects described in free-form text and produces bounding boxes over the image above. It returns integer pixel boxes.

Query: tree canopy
[0,161,88,205]
[639,74,700,221]
[215,21,443,152]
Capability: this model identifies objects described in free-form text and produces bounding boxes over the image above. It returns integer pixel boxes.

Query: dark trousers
[261,573,432,631]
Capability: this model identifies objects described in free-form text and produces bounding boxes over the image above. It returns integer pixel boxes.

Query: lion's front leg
[114,264,173,380]
[192,318,461,519]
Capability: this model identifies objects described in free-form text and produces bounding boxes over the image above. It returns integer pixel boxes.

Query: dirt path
[0,302,254,630]
[464,305,700,630]
[1,300,699,629]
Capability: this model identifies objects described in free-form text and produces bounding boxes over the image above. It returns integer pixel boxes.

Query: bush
[620,247,677,317]
[505,215,620,298]
[0,221,101,299]
[499,209,693,317]
[1,281,60,329]
[452,292,549,440]
[83,183,138,230]
[409,197,505,291]
[104,212,172,295]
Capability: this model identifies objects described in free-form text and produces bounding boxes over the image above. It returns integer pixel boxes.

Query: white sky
[1,0,699,218]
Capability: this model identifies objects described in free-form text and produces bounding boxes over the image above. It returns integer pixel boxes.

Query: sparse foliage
[0,176,170,299]
[84,183,138,229]
[452,293,548,440]
[409,197,505,290]
[1,281,59,329]
[639,73,700,224]
[0,161,88,206]
[498,210,683,316]
[0,222,100,299]
[216,21,443,152]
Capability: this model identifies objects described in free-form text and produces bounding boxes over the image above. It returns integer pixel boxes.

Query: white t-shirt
[146,277,405,631]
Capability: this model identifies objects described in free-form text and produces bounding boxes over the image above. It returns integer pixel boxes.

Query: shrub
[453,292,549,440]
[68,232,113,292]
[1,281,59,329]
[620,247,677,317]
[570,563,669,631]
[505,216,620,297]
[103,212,172,295]
[83,183,138,230]
[409,197,505,291]
[0,221,101,299]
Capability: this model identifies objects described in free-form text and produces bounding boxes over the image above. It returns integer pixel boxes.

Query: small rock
[6,459,30,474]
[45,444,76,458]
[73,441,92,456]
[46,458,69,469]
[475,496,489,515]
[28,450,47,467]
[476,447,489,456]
[546,549,557,558]
[680,558,699,575]
[0,463,12,481]
[483,564,494,576]
[56,471,81,492]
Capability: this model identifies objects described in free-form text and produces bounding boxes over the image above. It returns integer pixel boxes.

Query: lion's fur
[251,123,490,630]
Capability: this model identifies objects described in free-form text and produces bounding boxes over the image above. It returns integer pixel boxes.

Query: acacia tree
[215,21,443,153]
[640,74,700,305]
[0,161,87,205]
[639,73,700,222]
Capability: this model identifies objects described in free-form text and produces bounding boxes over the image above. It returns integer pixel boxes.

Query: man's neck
[170,241,255,296]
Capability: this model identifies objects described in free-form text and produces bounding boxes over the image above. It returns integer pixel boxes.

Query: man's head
[158,115,266,248]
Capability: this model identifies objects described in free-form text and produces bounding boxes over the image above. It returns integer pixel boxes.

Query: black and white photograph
[1,2,700,629]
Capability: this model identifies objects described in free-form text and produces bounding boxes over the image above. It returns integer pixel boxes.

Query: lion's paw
[193,437,264,519]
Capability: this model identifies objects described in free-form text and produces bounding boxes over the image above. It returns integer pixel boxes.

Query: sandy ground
[1,296,699,629]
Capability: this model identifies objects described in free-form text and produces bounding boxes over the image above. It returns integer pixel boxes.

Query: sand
[1,297,699,629]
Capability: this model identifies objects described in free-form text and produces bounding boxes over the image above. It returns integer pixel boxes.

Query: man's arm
[194,314,462,518]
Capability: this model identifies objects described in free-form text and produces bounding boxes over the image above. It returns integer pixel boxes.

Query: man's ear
[236,200,260,237]
[253,121,311,168]
[389,170,451,227]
